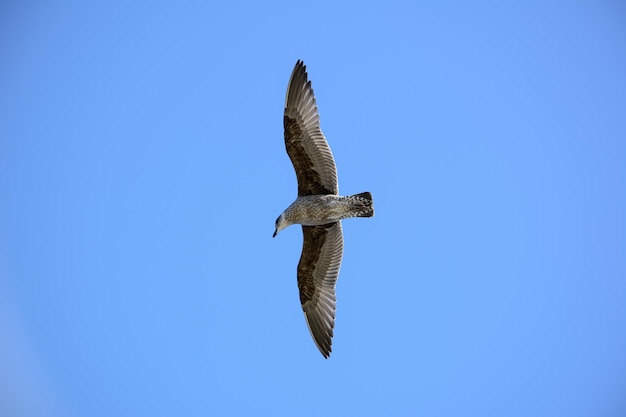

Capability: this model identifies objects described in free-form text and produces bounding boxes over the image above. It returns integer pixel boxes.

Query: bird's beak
[273,229,277,238]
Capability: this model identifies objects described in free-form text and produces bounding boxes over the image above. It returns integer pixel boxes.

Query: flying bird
[273,60,374,358]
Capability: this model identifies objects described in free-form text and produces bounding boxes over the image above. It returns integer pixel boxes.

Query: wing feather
[298,222,344,358]
[284,60,339,196]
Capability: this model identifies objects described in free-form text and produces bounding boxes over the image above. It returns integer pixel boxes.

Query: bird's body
[274,60,374,358]
[278,192,373,227]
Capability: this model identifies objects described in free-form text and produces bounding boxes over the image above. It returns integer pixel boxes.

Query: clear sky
[1,2,625,417]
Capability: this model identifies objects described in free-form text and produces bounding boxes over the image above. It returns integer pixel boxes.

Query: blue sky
[1,2,625,416]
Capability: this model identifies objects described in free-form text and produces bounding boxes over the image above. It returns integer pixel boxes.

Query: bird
[273,60,374,358]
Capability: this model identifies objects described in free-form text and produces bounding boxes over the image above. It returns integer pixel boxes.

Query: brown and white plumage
[298,223,343,357]
[284,60,338,197]
[274,60,374,358]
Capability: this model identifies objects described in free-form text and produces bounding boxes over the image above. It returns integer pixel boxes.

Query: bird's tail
[346,192,374,218]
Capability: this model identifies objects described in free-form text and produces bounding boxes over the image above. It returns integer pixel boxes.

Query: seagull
[273,60,374,358]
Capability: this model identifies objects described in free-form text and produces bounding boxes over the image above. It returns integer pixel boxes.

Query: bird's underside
[277,60,374,358]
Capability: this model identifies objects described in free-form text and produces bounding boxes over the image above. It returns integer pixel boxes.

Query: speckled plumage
[273,60,374,358]
[281,194,374,226]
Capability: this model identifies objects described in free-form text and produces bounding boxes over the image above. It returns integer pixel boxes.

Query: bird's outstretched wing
[284,60,338,196]
[298,222,343,358]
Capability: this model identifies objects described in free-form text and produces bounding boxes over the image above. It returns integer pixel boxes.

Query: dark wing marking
[298,222,343,358]
[284,60,338,196]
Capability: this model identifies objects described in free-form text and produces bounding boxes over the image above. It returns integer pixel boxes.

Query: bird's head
[273,213,288,238]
